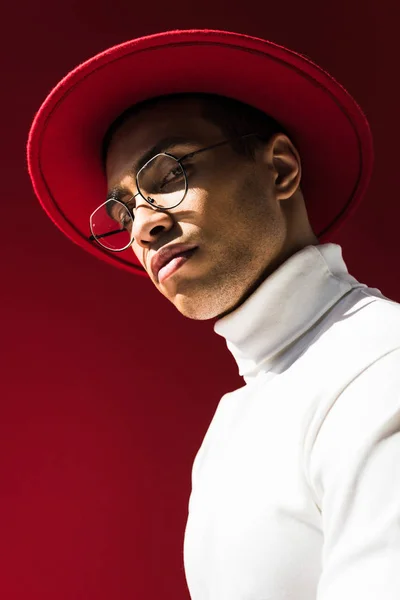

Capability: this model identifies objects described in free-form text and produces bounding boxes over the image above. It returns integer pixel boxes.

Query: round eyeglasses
[88,133,259,252]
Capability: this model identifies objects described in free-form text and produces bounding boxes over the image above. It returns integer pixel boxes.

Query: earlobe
[271,134,302,200]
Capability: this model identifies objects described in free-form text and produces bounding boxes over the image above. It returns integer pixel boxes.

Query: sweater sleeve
[308,348,400,600]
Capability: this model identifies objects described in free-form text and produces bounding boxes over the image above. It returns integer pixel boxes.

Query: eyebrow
[106,135,196,203]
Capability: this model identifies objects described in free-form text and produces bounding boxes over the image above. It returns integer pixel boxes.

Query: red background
[1,1,398,598]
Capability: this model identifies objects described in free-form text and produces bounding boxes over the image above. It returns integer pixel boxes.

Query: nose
[131,199,174,247]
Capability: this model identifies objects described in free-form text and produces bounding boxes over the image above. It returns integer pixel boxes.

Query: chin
[171,293,228,321]
[162,267,249,320]
[173,301,219,320]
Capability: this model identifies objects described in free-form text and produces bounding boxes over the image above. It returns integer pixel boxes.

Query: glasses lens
[138,154,186,209]
[90,200,133,251]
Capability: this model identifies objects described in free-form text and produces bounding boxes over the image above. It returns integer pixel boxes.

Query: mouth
[157,248,198,284]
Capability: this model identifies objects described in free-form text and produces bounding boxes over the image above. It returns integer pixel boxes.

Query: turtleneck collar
[214,244,365,382]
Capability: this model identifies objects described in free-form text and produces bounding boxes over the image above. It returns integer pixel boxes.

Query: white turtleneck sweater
[183,243,400,600]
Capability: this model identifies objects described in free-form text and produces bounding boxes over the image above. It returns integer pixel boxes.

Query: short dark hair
[101,93,288,168]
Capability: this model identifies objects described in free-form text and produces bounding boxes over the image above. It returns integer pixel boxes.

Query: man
[28,30,400,600]
[102,92,318,319]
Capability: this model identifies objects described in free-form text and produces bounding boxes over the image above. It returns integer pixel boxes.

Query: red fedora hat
[27,29,373,277]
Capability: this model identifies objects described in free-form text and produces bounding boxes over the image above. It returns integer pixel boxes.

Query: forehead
[105,97,222,185]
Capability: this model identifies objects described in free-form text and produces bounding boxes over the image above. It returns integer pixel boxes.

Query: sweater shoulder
[319,284,400,355]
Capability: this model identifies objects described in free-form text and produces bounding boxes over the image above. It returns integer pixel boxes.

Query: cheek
[235,173,280,224]
[182,189,243,252]
[131,244,147,271]
[198,173,273,233]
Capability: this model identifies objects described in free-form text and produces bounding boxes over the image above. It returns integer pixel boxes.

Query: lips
[150,244,198,281]
[158,249,197,283]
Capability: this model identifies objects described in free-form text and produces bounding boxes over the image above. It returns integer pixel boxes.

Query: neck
[217,232,320,320]
[214,243,365,382]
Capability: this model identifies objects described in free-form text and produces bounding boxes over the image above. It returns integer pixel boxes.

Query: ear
[266,133,302,200]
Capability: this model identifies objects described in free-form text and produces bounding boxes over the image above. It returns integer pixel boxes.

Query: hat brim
[27,29,374,276]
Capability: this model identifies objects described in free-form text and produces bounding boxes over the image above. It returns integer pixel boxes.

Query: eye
[161,166,184,188]
[114,205,134,229]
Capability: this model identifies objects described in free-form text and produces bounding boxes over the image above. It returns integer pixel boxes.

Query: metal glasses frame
[88,132,259,251]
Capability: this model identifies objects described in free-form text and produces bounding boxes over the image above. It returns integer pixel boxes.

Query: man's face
[105,97,292,320]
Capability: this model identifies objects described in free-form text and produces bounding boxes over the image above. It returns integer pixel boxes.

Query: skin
[105,96,319,320]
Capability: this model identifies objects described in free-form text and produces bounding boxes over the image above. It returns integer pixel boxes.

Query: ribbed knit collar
[214,244,365,382]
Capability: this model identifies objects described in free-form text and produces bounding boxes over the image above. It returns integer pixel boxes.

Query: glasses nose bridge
[131,198,172,242]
